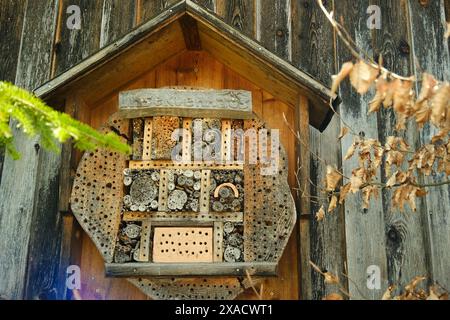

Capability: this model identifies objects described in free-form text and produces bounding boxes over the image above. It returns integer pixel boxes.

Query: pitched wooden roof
[34,0,339,131]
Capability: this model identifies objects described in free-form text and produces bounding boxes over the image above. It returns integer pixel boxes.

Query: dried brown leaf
[382,285,395,300]
[326,166,342,191]
[405,276,427,294]
[339,183,351,204]
[344,141,357,160]
[431,84,450,127]
[332,62,354,94]
[350,60,379,94]
[386,171,398,188]
[393,79,413,115]
[316,206,325,222]
[369,77,389,113]
[362,185,379,209]
[445,22,450,39]
[415,104,432,127]
[338,127,349,140]
[328,195,338,213]
[416,73,438,105]
[350,167,365,193]
[324,272,340,285]
[322,293,344,300]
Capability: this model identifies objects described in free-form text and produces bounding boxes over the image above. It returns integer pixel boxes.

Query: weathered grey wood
[0,0,60,300]
[141,0,182,22]
[334,0,388,300]
[119,89,253,119]
[187,0,338,130]
[193,0,215,11]
[100,0,136,47]
[0,0,26,82]
[408,0,450,291]
[105,262,277,277]
[0,0,26,186]
[55,0,104,75]
[373,0,432,295]
[34,1,186,99]
[24,143,63,299]
[259,0,290,60]
[216,0,255,37]
[292,0,347,300]
[35,1,337,131]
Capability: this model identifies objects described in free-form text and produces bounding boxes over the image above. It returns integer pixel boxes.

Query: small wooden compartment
[153,227,213,263]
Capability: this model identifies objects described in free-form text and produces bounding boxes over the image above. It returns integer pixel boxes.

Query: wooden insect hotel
[34,2,337,300]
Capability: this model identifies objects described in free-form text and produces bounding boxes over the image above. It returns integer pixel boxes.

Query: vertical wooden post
[56,93,85,300]
[295,95,312,300]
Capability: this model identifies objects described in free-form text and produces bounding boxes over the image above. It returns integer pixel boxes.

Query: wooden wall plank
[0,0,60,300]
[52,0,108,300]
[100,0,137,47]
[334,0,388,300]
[291,0,334,86]
[295,96,312,300]
[408,0,450,291]
[55,0,104,75]
[193,0,216,12]
[291,0,347,300]
[140,0,182,23]
[259,0,290,60]
[0,0,26,82]
[216,0,255,37]
[0,0,26,186]
[260,93,299,300]
[372,0,432,294]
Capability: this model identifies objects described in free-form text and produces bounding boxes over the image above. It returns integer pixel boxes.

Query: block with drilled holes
[153,227,213,263]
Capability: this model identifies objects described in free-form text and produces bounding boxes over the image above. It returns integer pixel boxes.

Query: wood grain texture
[179,14,202,50]
[0,0,26,82]
[291,0,334,86]
[140,0,183,22]
[291,0,347,300]
[119,89,253,119]
[216,0,255,37]
[295,96,312,300]
[373,0,432,295]
[259,0,290,60]
[193,0,216,11]
[0,0,60,300]
[100,0,136,47]
[334,0,388,299]
[408,0,450,291]
[0,0,26,186]
[36,13,186,104]
[106,262,277,277]
[55,0,104,75]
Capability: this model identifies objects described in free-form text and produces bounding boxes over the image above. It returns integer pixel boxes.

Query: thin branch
[316,0,414,82]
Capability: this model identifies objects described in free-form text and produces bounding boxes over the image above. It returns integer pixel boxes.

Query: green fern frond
[0,81,131,159]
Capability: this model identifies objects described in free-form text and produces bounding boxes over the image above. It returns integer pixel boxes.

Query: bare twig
[316,0,415,82]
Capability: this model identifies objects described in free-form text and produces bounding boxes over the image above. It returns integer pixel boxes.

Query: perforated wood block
[153,227,213,263]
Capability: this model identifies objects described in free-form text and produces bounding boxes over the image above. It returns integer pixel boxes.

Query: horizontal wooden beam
[122,211,243,223]
[128,160,243,170]
[105,262,277,277]
[118,89,253,119]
